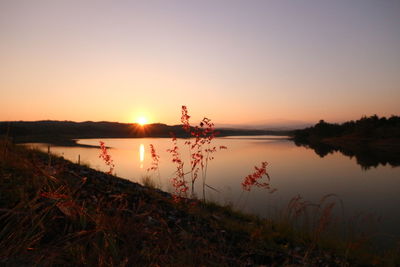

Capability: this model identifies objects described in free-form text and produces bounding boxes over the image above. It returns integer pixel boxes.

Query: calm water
[28,136,400,242]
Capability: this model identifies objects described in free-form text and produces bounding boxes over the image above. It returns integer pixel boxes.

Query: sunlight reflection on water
[139,144,144,169]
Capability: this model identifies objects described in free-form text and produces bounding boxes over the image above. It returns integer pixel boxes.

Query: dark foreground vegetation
[0,121,288,146]
[293,115,400,168]
[1,140,398,266]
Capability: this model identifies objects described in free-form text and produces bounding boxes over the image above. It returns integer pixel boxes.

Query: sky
[0,0,399,126]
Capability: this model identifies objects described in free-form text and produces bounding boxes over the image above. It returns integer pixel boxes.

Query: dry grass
[140,174,157,189]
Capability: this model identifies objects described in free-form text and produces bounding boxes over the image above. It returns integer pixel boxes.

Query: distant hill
[0,120,290,146]
[216,120,313,131]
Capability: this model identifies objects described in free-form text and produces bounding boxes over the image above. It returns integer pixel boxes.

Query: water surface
[27,136,400,243]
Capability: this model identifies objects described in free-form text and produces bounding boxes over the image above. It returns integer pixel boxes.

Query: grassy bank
[0,140,397,266]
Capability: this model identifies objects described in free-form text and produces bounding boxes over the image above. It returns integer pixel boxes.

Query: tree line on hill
[293,115,400,142]
[292,115,400,169]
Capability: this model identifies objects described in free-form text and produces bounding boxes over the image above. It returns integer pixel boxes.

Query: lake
[27,136,400,245]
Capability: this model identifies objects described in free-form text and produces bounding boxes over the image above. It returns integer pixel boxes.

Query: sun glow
[136,116,148,126]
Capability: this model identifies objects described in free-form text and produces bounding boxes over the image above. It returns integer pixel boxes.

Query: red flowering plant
[99,141,115,175]
[147,144,161,186]
[178,106,229,200]
[242,161,276,193]
[167,133,189,201]
[147,144,160,172]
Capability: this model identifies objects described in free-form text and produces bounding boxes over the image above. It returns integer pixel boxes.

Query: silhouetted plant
[146,144,161,187]
[159,106,277,201]
[147,144,160,173]
[176,106,226,200]
[99,141,115,175]
[167,133,189,201]
[241,161,275,193]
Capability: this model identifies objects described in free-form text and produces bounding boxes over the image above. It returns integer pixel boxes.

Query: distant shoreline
[16,134,293,148]
[0,120,292,148]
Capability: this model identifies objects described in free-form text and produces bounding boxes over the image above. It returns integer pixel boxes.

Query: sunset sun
[136,116,148,126]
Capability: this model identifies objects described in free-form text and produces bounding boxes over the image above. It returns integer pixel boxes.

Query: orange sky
[1,1,399,127]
